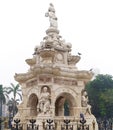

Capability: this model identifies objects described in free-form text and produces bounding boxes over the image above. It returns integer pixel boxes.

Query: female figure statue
[38,87,51,114]
[81,91,88,107]
[45,3,58,28]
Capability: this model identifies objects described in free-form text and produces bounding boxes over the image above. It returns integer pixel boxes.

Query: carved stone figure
[81,90,92,115]
[38,87,51,114]
[45,3,58,28]
[81,91,88,107]
[85,104,92,115]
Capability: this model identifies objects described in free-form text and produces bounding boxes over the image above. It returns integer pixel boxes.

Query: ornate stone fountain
[14,3,98,130]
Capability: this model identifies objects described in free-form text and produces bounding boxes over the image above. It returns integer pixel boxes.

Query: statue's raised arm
[45,3,58,28]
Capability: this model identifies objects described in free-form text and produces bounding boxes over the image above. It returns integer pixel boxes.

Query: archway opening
[27,93,38,116]
[64,100,70,116]
[55,92,76,116]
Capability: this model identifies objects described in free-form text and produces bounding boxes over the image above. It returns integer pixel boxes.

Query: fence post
[29,119,36,130]
[14,119,21,130]
[77,113,89,130]
[64,119,70,130]
[61,119,73,130]
[45,119,54,130]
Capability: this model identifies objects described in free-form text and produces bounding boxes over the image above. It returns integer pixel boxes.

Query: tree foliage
[86,74,113,118]
[8,83,22,101]
[0,85,9,116]
[7,83,22,116]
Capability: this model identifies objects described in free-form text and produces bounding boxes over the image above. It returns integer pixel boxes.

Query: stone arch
[54,87,77,104]
[27,93,38,116]
[28,87,39,95]
[54,88,77,116]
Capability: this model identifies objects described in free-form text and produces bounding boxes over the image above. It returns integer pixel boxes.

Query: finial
[45,3,58,28]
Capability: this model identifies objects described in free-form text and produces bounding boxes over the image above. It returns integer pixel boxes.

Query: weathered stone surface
[13,3,98,130]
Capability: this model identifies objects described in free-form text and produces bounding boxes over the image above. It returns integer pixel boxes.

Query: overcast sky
[0,0,113,86]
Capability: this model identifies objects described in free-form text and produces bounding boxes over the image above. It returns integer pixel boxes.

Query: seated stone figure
[38,87,51,114]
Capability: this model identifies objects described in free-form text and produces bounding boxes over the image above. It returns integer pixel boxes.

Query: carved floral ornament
[54,78,77,86]
[26,79,38,87]
[25,77,77,88]
[25,78,85,89]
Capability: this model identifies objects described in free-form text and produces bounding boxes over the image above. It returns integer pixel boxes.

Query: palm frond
[17,92,22,100]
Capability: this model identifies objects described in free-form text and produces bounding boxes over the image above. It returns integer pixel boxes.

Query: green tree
[7,98,19,116]
[86,74,113,118]
[8,83,22,116]
[0,85,9,116]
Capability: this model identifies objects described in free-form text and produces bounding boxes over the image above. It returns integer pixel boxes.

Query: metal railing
[77,118,89,130]
[11,119,23,130]
[27,119,39,130]
[10,117,91,130]
[45,119,55,130]
[61,119,73,130]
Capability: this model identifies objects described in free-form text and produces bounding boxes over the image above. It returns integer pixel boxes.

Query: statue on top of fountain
[45,3,58,28]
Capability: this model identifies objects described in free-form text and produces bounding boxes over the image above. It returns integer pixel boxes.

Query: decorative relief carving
[40,56,53,64]
[56,53,63,60]
[14,72,35,82]
[55,53,64,64]
[77,81,84,87]
[39,50,55,64]
[39,76,52,83]
[26,79,38,87]
[67,53,81,66]
[71,80,77,86]
[54,78,77,86]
